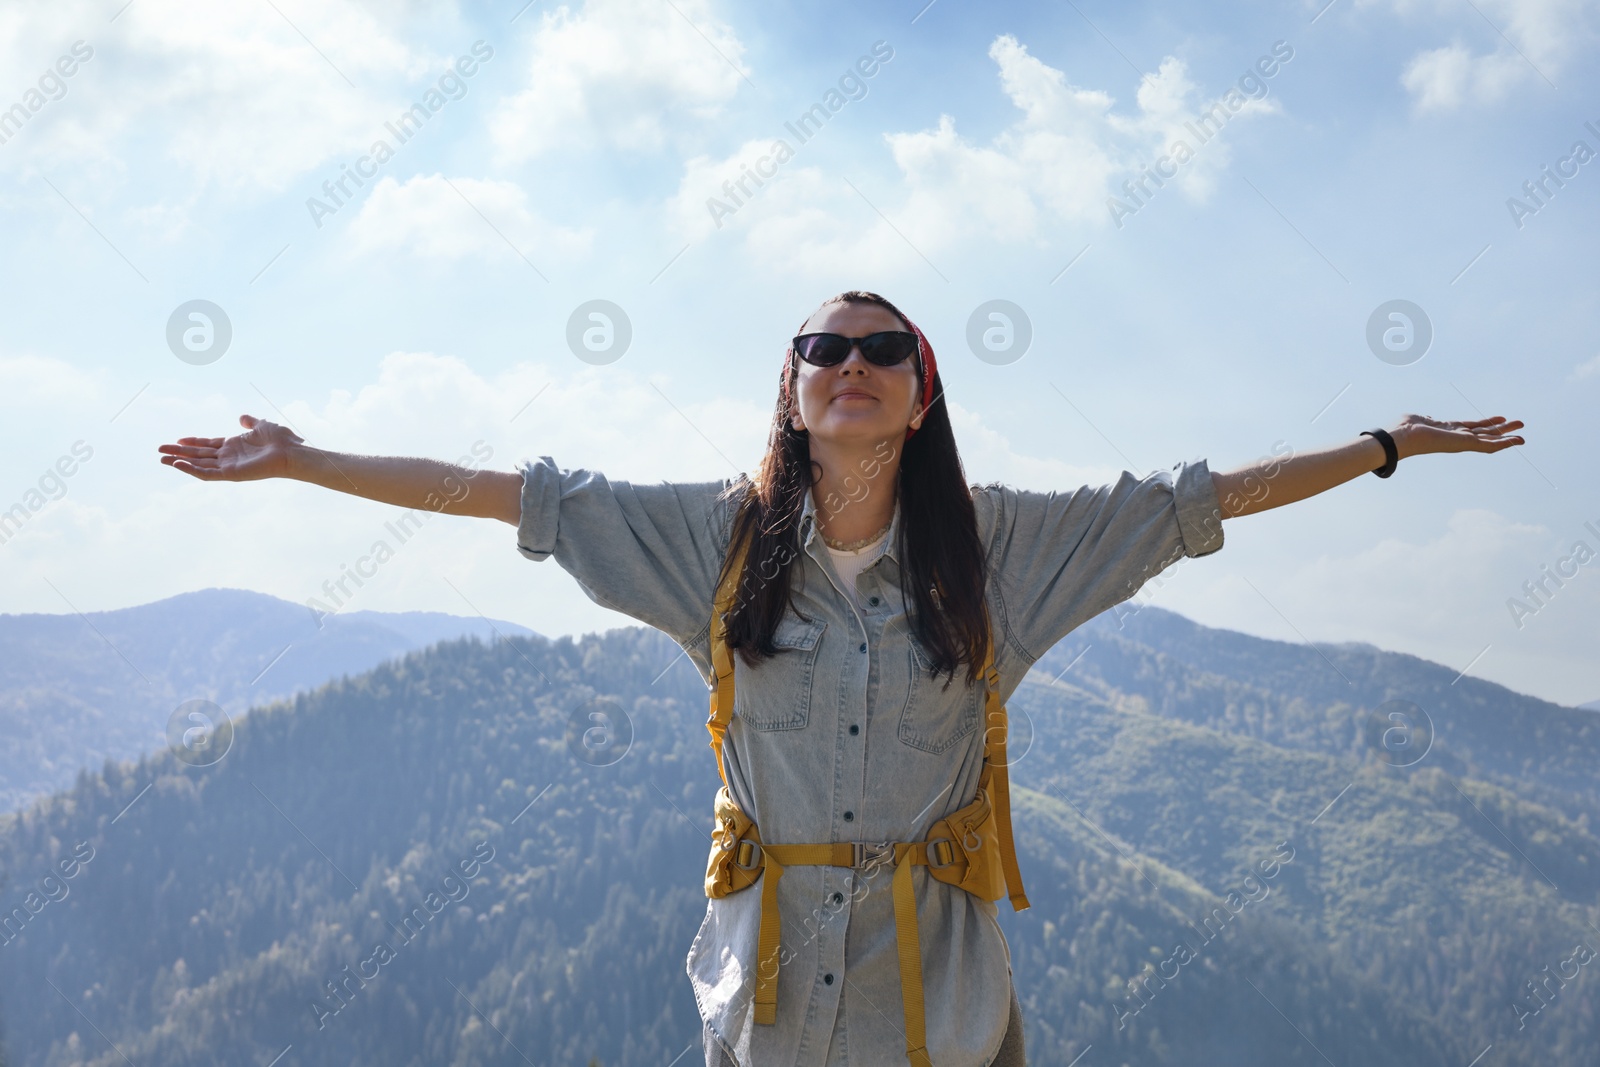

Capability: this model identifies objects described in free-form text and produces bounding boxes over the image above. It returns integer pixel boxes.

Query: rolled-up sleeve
[516,456,734,653]
[977,459,1224,663]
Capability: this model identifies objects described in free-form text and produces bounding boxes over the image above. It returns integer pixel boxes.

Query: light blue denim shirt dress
[516,455,1226,1067]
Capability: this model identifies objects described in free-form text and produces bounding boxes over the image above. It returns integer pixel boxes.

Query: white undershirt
[826,527,890,610]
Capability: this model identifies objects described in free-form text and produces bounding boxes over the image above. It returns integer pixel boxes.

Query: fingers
[1468,419,1524,438]
[1408,414,1514,431]
[165,457,224,479]
[1463,432,1524,451]
[158,443,219,458]
[160,454,215,469]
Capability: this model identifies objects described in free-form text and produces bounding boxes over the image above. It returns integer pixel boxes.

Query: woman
[158,290,1525,1067]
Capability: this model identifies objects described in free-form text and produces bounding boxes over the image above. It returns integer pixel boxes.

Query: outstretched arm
[157,414,524,526]
[1212,414,1526,520]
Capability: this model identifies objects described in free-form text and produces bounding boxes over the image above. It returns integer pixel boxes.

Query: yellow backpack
[702,536,1030,1067]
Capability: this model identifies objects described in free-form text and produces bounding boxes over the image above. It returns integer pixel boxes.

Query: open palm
[1397,414,1525,456]
[157,414,303,481]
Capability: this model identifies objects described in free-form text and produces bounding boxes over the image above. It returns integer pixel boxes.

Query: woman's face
[791,301,924,445]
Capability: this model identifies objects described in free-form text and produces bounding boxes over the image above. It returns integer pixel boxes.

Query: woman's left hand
[1394,414,1526,458]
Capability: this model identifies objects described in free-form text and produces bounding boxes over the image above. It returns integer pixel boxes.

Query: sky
[0,0,1595,707]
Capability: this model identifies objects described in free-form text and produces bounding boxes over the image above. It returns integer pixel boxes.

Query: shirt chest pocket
[897,638,981,753]
[735,616,826,730]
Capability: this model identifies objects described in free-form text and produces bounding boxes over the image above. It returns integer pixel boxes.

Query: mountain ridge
[0,586,537,812]
[1,622,1595,1065]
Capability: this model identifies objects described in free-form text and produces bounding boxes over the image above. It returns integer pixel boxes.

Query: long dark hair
[715,291,989,687]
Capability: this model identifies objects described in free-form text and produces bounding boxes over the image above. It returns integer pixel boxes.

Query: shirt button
[843,810,854,821]
[824,973,835,985]
[849,724,859,735]
[832,892,844,904]
[858,642,867,653]
[869,596,880,606]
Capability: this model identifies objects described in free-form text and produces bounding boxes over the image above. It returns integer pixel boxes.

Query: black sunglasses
[792,331,920,368]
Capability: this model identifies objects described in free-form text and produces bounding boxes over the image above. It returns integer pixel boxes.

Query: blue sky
[1,0,1595,705]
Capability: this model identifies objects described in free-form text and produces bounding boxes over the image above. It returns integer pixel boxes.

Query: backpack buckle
[851,841,895,874]
[733,839,763,870]
[926,836,956,869]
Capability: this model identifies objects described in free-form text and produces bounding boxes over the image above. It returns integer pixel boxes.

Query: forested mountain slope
[0,617,1593,1065]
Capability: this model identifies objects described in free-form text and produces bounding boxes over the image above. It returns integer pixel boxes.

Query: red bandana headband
[781,314,938,441]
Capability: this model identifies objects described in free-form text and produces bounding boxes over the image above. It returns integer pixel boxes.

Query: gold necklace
[821,518,892,553]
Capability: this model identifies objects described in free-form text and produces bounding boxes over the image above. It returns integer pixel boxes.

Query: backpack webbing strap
[742,838,936,1067]
[706,534,749,787]
[704,533,1029,1065]
[981,658,1030,912]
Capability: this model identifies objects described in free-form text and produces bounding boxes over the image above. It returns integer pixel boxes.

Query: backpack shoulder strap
[707,532,750,787]
[978,632,1030,912]
[706,538,1029,912]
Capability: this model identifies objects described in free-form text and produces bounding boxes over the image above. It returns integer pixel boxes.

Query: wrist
[282,443,320,481]
[1388,424,1420,460]
[1357,428,1400,478]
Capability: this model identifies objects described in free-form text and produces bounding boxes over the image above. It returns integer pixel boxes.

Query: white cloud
[666,35,1286,266]
[1361,0,1596,111]
[900,39,1284,222]
[1154,505,1600,701]
[1286,507,1600,689]
[1282,508,1549,634]
[0,0,446,193]
[344,173,593,263]
[490,0,748,164]
[667,141,921,275]
[1400,41,1531,111]
[0,353,109,409]
[0,351,767,640]
[1,349,1138,633]
[947,402,1122,491]
[1567,352,1600,381]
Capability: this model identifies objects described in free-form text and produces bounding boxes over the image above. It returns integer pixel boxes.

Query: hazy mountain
[1,613,1595,1066]
[1029,605,1600,830]
[0,588,537,812]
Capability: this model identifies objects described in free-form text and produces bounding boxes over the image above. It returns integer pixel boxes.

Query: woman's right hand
[158,413,304,482]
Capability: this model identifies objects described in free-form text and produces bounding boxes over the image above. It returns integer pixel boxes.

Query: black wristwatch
[1360,429,1399,478]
